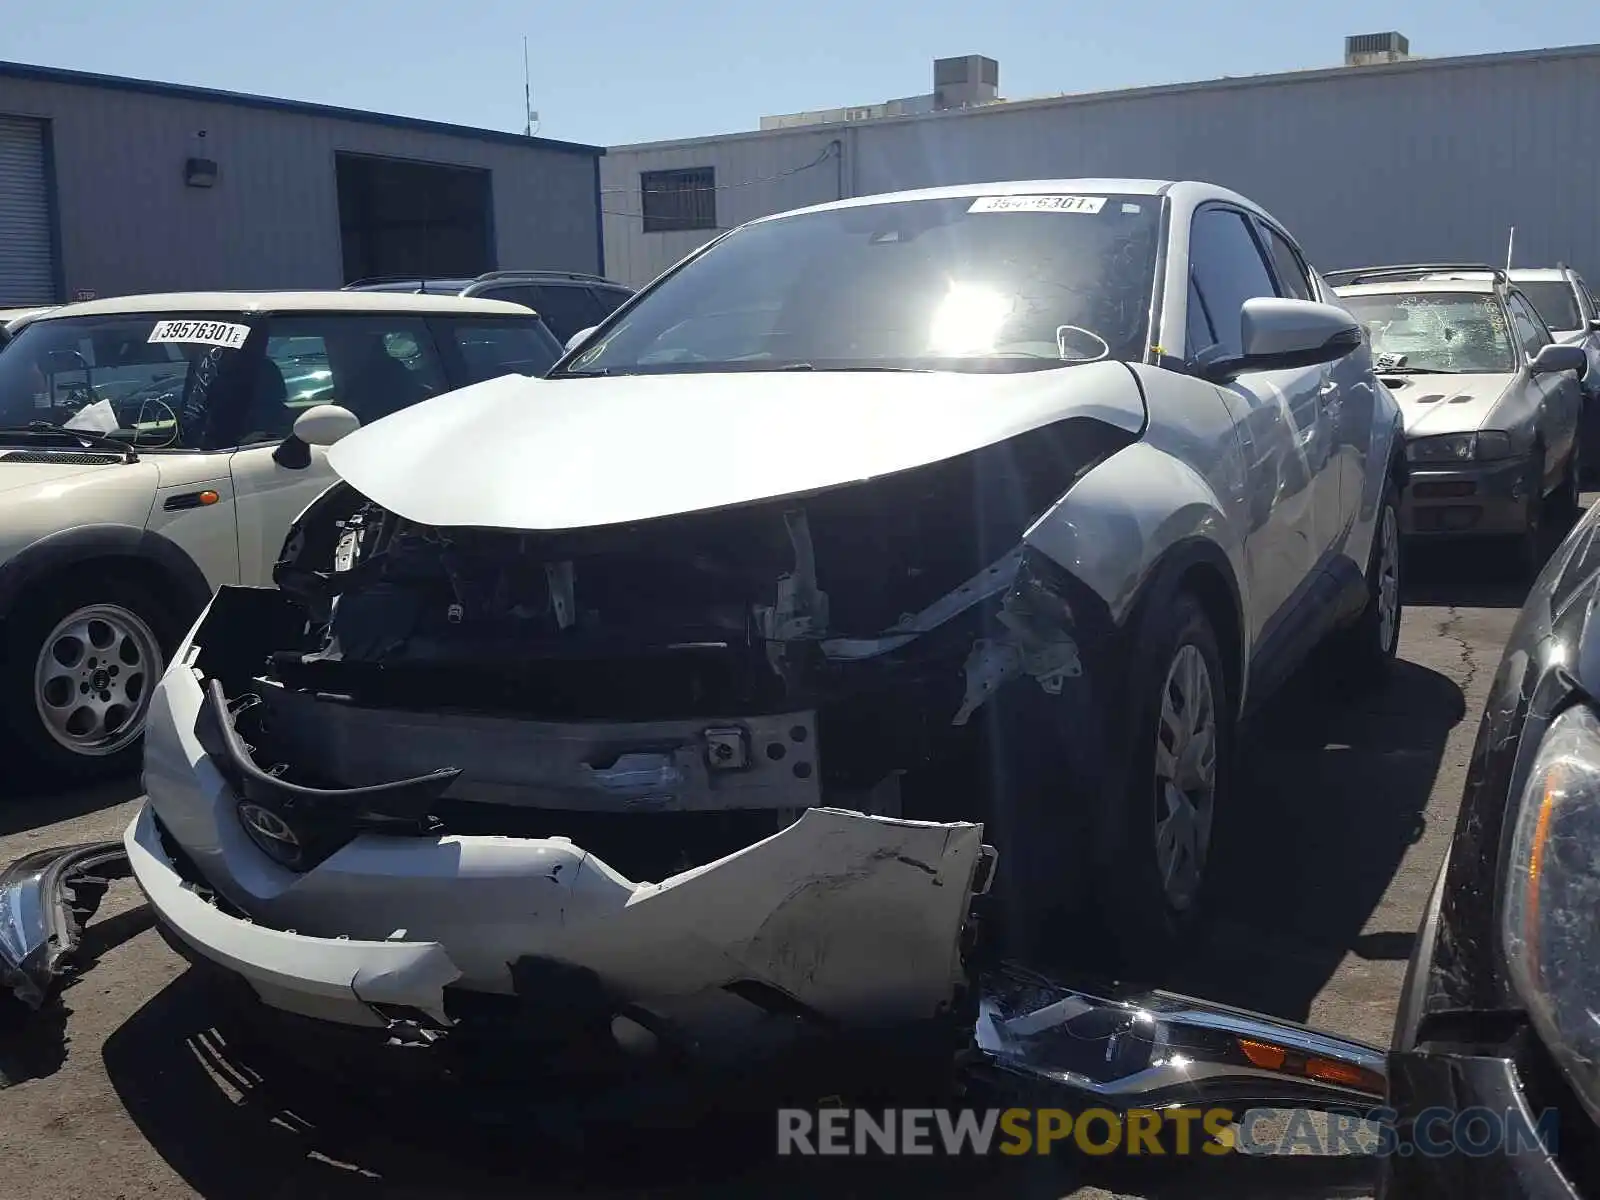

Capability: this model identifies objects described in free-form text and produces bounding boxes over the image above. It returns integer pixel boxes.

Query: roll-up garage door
[0,116,55,305]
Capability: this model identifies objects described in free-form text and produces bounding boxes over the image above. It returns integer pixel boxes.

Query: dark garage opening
[336,152,494,283]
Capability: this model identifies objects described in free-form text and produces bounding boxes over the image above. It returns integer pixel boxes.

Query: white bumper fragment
[137,632,991,1032]
[127,803,462,1027]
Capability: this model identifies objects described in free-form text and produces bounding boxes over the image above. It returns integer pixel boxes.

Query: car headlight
[1502,702,1600,1124]
[1405,431,1516,464]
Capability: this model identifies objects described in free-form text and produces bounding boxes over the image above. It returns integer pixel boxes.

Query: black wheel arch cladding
[1124,536,1244,712]
[0,524,213,626]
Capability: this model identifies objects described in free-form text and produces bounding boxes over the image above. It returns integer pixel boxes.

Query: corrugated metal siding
[0,76,602,298]
[0,115,54,304]
[604,49,1600,290]
[601,128,843,287]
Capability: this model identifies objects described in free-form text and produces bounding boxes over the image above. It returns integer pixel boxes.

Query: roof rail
[1324,262,1508,287]
[470,269,616,285]
[342,274,476,290]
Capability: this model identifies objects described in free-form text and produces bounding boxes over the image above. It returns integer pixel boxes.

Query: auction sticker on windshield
[148,320,251,350]
[968,195,1107,214]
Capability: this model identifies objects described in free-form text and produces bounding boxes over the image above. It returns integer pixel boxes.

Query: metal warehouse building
[601,38,1600,290]
[0,61,604,306]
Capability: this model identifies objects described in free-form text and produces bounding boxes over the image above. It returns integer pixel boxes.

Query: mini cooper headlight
[1502,702,1600,1124]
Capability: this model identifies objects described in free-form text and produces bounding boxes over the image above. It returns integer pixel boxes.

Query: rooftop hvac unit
[1345,32,1411,66]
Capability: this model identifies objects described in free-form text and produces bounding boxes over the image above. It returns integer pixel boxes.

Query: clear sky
[0,0,1590,147]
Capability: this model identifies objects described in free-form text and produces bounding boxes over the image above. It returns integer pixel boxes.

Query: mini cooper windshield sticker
[147,319,251,350]
[968,195,1107,214]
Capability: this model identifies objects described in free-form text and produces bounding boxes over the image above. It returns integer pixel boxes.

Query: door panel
[1186,206,1321,644]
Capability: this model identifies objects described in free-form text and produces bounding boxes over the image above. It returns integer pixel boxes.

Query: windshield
[1341,291,1518,374]
[1515,281,1584,332]
[557,193,1162,376]
[0,313,254,446]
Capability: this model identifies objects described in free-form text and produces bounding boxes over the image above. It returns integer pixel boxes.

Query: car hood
[1384,373,1514,436]
[0,457,130,497]
[324,362,1147,531]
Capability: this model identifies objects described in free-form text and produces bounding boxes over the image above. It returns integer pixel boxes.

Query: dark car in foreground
[1384,497,1600,1197]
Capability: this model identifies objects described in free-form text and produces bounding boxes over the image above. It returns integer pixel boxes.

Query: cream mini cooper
[0,289,565,779]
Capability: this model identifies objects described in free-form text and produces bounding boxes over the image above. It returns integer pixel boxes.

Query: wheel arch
[0,525,213,628]
[1123,536,1247,716]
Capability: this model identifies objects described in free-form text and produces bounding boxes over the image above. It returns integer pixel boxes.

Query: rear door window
[433,316,565,383]
[587,286,633,320]
[240,315,448,444]
[477,283,605,341]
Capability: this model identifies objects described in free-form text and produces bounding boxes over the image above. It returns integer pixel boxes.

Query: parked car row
[1326,263,1592,574]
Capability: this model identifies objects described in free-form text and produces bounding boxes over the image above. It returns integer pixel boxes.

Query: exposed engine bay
[189,417,1130,882]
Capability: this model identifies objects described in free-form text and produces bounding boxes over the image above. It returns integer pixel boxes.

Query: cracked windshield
[5,3,1599,1199]
[1341,290,1518,373]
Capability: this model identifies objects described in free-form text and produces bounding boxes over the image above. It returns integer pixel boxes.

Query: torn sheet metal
[0,841,130,1009]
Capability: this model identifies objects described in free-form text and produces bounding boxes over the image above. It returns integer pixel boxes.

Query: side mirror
[1531,342,1588,380]
[1200,298,1362,383]
[271,404,360,469]
[293,404,361,447]
[566,326,598,354]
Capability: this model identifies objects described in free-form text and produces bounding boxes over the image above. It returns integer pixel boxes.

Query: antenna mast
[523,38,532,136]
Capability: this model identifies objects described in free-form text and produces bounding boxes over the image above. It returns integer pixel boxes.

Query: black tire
[1511,448,1547,581]
[1327,476,1403,690]
[1,572,180,783]
[1089,590,1235,978]
[1553,439,1583,526]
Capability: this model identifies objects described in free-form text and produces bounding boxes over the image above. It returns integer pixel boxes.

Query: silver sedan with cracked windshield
[125,180,1405,1052]
[1329,264,1587,574]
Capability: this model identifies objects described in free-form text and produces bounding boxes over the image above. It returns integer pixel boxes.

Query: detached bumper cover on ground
[0,841,129,1009]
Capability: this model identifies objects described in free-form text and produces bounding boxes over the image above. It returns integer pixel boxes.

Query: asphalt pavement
[0,514,1560,1199]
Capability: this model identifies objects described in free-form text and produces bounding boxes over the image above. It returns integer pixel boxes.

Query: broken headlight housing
[1502,701,1600,1124]
[1406,431,1514,464]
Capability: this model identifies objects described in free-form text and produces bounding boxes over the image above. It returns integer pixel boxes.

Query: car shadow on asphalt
[0,771,142,838]
[1163,650,1464,1026]
[100,970,1376,1200]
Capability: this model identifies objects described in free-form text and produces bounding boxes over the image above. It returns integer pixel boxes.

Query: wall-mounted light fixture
[184,129,217,188]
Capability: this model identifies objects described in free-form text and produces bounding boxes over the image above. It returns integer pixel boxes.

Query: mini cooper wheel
[3,576,178,782]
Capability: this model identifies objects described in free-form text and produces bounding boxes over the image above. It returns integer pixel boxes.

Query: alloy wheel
[33,603,163,757]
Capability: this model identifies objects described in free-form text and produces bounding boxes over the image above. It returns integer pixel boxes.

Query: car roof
[31,290,535,320]
[1335,278,1500,297]
[747,177,1271,222]
[1506,267,1576,283]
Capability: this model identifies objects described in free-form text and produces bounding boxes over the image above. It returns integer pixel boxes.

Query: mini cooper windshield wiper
[0,422,139,461]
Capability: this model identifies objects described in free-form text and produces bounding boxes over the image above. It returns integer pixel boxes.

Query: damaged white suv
[129,180,1404,1040]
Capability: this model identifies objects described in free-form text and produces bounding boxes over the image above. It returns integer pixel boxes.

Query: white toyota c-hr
[127,179,1405,1044]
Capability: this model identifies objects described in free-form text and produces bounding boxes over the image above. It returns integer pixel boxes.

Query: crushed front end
[134,418,1136,1060]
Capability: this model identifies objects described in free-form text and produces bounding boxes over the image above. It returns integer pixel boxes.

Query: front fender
[0,524,213,622]
[1022,441,1246,625]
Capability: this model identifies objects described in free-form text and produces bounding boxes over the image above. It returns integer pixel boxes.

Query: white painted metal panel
[0,114,54,304]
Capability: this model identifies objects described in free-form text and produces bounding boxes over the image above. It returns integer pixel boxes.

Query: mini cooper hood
[0,456,129,497]
[1384,372,1514,437]
[325,362,1146,531]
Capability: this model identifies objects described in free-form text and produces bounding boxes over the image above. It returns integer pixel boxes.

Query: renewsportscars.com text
[777,1106,1559,1158]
